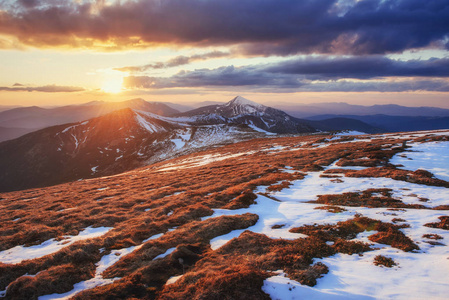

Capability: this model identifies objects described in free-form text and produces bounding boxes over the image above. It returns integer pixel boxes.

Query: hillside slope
[1,129,448,299]
[0,108,268,192]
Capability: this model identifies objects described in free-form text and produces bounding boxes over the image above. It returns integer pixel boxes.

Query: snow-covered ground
[203,138,449,299]
[391,141,449,181]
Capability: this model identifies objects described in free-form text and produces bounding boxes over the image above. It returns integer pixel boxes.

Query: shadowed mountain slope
[0,107,268,192]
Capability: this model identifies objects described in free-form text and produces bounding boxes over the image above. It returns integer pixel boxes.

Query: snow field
[391,141,449,181]
[203,141,449,299]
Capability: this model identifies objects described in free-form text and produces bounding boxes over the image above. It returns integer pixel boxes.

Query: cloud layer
[266,56,449,79]
[0,85,85,93]
[115,51,229,73]
[123,56,449,92]
[1,0,448,55]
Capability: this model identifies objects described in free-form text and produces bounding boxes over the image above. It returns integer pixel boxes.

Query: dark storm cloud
[115,51,229,73]
[123,56,449,92]
[0,84,85,92]
[266,56,449,79]
[124,66,305,89]
[18,0,40,8]
[301,79,449,92]
[124,67,449,92]
[0,0,448,55]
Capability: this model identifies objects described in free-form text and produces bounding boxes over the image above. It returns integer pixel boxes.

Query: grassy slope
[0,131,448,299]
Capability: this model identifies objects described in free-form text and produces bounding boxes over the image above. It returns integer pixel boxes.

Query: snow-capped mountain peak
[175,96,316,134]
[226,96,265,109]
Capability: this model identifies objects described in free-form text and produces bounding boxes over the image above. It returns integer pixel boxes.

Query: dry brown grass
[422,233,443,240]
[222,191,257,209]
[424,216,449,230]
[373,255,397,268]
[314,205,347,213]
[339,167,449,188]
[0,132,446,298]
[369,228,419,252]
[290,216,419,252]
[159,264,271,300]
[312,188,427,209]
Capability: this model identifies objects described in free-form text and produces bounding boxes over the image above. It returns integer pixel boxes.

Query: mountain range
[0,96,318,192]
[0,99,180,142]
[275,102,449,118]
[307,114,449,132]
[2,98,449,143]
[1,96,448,192]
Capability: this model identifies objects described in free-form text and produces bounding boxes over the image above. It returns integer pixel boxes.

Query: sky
[0,0,449,108]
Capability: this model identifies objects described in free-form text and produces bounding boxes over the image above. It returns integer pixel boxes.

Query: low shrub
[373,255,397,268]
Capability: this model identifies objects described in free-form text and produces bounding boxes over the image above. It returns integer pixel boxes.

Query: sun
[101,71,125,94]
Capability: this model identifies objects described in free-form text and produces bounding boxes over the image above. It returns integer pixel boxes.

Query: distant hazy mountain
[272,102,449,118]
[307,114,449,132]
[304,117,384,134]
[0,105,21,113]
[0,99,180,142]
[0,98,179,129]
[188,100,225,108]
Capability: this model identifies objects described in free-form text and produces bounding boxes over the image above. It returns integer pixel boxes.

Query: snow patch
[171,139,185,149]
[157,151,256,172]
[248,124,276,135]
[135,112,164,133]
[335,130,366,136]
[391,141,449,181]
[153,247,176,260]
[0,227,113,264]
[166,275,183,285]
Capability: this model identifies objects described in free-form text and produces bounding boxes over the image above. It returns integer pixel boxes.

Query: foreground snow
[391,141,449,181]
[203,137,449,299]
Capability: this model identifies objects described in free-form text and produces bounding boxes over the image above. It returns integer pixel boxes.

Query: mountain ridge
[0,99,181,142]
[307,114,449,132]
[0,96,390,191]
[0,106,273,192]
[176,96,316,134]
[274,102,449,118]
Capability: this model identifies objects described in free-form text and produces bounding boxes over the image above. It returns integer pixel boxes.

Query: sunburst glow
[101,71,125,94]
